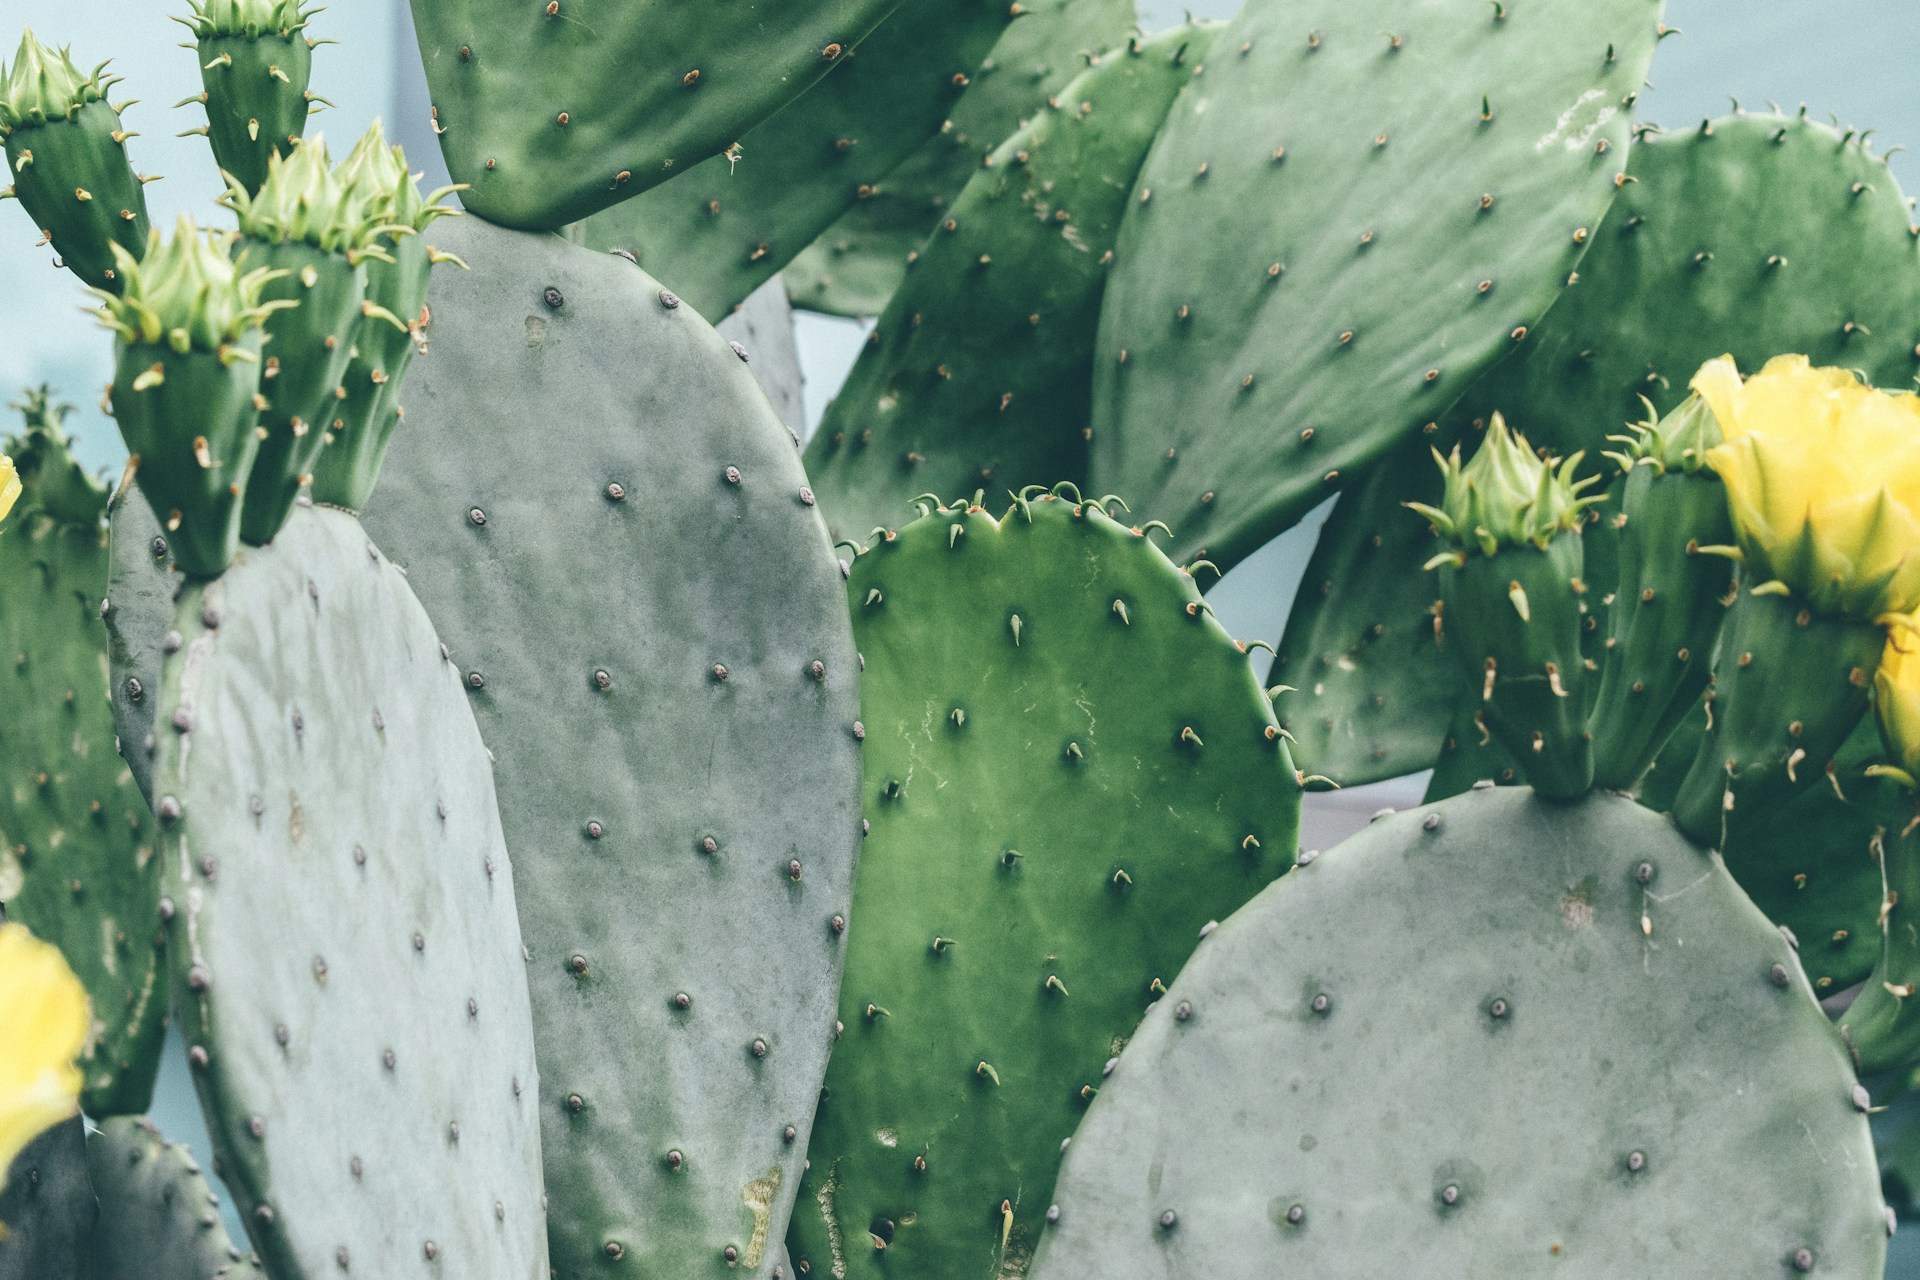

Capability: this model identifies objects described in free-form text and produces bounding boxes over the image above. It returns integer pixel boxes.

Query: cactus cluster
[5,3,1920,1279]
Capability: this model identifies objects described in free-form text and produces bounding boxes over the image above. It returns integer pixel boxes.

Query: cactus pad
[784,0,1133,318]
[155,505,548,1278]
[1273,112,1920,787]
[788,491,1301,1279]
[409,0,904,229]
[1084,0,1661,571]
[0,1119,94,1280]
[361,215,860,1277]
[803,24,1216,542]
[580,0,1020,320]
[176,0,320,196]
[86,1116,264,1278]
[1030,787,1890,1278]
[0,396,164,1117]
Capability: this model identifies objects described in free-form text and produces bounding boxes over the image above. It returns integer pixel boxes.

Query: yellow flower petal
[0,924,87,1194]
[1877,619,1920,778]
[1694,355,1920,618]
[0,456,19,524]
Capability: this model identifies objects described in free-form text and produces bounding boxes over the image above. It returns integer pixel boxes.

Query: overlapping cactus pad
[0,396,163,1117]
[1274,112,1920,789]
[789,491,1301,1279]
[409,0,906,229]
[0,1119,95,1280]
[362,215,860,1277]
[1085,0,1663,571]
[86,1117,264,1278]
[804,23,1218,542]
[1029,787,1890,1279]
[155,505,548,1278]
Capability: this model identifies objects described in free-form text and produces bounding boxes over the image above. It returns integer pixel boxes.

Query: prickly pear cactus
[154,504,548,1277]
[360,214,860,1277]
[1029,787,1890,1279]
[409,0,905,229]
[788,491,1301,1279]
[0,1118,94,1280]
[785,0,1134,318]
[0,31,151,291]
[581,0,1022,320]
[1085,0,1661,571]
[175,0,320,196]
[804,24,1217,541]
[0,392,165,1117]
[86,1117,264,1279]
[1274,112,1920,788]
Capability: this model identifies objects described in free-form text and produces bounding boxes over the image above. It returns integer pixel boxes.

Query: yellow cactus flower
[1693,353,1920,619]
[0,924,87,1197]
[1877,621,1920,785]
[0,455,18,523]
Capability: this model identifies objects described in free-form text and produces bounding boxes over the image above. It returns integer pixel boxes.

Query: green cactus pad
[86,1116,264,1278]
[104,487,175,803]
[1029,787,1890,1279]
[176,0,319,196]
[409,0,905,230]
[580,0,1023,320]
[0,31,151,292]
[1273,112,1920,788]
[788,491,1301,1279]
[154,505,548,1277]
[803,24,1217,543]
[1083,0,1661,572]
[784,0,1132,319]
[360,215,860,1277]
[0,394,164,1117]
[0,1118,94,1280]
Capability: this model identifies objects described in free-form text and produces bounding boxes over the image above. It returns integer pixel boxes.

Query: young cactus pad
[787,491,1302,1279]
[581,0,1027,320]
[803,23,1219,542]
[359,215,860,1277]
[85,1117,264,1278]
[1083,0,1661,572]
[1027,788,1890,1279]
[408,0,906,229]
[1272,111,1920,789]
[154,505,548,1277]
[176,0,321,195]
[0,1119,95,1280]
[0,394,165,1117]
[96,216,288,578]
[0,31,151,292]
[785,0,1135,318]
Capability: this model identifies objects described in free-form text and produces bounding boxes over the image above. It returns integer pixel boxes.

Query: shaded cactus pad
[1030,787,1889,1278]
[789,491,1301,1279]
[86,1116,264,1278]
[362,215,860,1277]
[156,505,548,1278]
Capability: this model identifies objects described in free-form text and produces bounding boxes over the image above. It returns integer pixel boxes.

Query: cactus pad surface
[362,215,860,1277]
[788,491,1300,1279]
[87,1116,264,1279]
[1030,786,1889,1279]
[0,1119,94,1280]
[155,505,548,1278]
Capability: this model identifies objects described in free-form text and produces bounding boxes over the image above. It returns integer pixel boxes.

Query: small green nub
[174,0,316,39]
[93,215,289,352]
[1602,392,1724,477]
[0,29,116,133]
[1406,414,1604,561]
[221,134,388,260]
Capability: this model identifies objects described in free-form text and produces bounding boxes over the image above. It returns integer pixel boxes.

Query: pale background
[3,0,1917,1261]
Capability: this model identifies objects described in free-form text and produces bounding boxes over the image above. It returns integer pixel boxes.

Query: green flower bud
[1405,414,1604,564]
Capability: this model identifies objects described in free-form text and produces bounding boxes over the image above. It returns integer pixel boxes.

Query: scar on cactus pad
[174,0,324,196]
[1670,354,1920,846]
[1406,415,1603,797]
[0,30,154,291]
[94,215,290,578]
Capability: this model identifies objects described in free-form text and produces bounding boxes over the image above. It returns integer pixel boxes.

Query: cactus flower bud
[0,923,87,1203]
[1875,622,1920,786]
[1694,353,1920,621]
[1406,413,1603,565]
[0,456,18,524]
